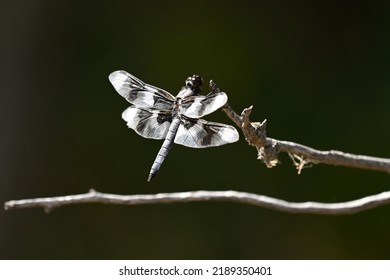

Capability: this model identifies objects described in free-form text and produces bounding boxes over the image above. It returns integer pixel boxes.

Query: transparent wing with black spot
[121,106,172,140]
[174,117,239,148]
[109,70,175,110]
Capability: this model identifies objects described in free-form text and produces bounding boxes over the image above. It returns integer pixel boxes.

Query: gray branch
[4,189,390,215]
[222,103,390,173]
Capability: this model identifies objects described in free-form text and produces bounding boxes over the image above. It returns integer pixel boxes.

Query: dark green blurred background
[1,0,389,259]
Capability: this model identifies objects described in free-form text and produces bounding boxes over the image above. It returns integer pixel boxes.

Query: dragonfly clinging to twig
[109,70,239,181]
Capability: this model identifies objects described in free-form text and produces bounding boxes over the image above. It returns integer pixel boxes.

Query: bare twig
[4,189,390,215]
[222,103,390,173]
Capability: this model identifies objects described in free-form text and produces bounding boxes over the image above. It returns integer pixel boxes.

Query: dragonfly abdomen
[147,117,181,182]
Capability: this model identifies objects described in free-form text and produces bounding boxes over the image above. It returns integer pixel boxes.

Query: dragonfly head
[185,75,203,94]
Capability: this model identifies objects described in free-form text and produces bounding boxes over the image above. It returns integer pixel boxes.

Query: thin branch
[222,103,390,173]
[4,189,390,215]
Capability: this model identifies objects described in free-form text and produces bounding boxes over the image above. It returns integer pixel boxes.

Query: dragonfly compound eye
[185,75,203,93]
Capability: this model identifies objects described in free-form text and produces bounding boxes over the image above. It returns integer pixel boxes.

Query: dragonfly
[109,70,239,181]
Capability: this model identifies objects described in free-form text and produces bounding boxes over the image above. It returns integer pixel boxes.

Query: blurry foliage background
[1,0,390,259]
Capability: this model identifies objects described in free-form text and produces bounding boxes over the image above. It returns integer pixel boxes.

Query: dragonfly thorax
[176,87,195,99]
